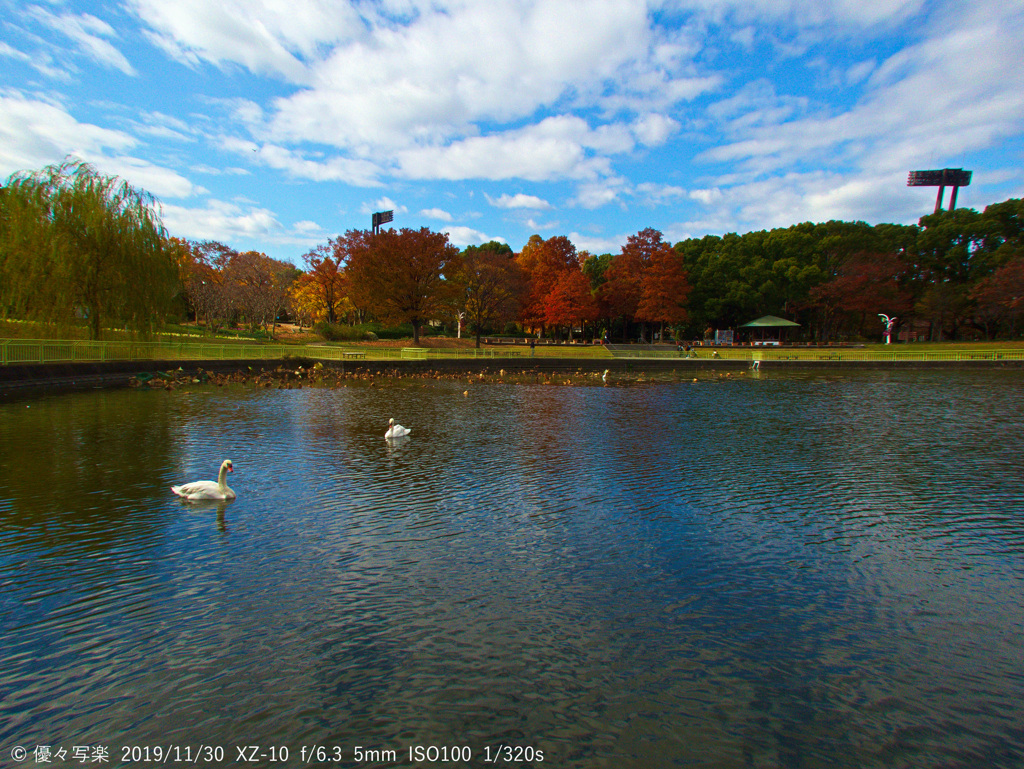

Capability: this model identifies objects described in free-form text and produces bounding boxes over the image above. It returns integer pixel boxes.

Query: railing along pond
[2,338,1022,366]
[0,339,541,366]
[610,346,1024,362]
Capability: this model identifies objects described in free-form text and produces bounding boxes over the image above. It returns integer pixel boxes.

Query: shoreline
[3,355,1022,399]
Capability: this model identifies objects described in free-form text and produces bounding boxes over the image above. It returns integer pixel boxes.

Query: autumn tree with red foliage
[345,227,462,344]
[543,267,600,340]
[807,252,911,339]
[635,238,690,339]
[603,228,688,341]
[516,235,580,335]
[601,230,650,322]
[970,257,1024,338]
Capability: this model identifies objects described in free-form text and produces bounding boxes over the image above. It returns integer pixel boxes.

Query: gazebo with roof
[739,315,800,346]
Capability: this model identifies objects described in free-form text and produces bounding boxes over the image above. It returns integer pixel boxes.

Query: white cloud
[442,226,506,247]
[688,187,724,205]
[129,0,361,82]
[526,217,560,231]
[636,182,688,205]
[29,6,137,76]
[220,137,383,186]
[260,0,657,147]
[566,231,627,254]
[396,116,616,182]
[0,42,69,81]
[159,198,286,241]
[631,113,681,146]
[191,164,251,176]
[0,91,201,198]
[678,169,936,236]
[486,193,552,210]
[702,4,1024,177]
[0,91,136,176]
[365,197,407,215]
[705,80,807,128]
[0,42,31,64]
[98,155,200,199]
[571,177,631,209]
[133,0,714,187]
[845,59,876,86]
[420,208,454,221]
[666,0,928,30]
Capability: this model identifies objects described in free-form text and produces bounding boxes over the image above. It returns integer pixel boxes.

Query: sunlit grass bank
[2,321,1024,366]
[653,342,1024,363]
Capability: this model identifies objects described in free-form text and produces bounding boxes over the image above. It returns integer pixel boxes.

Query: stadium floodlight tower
[371,210,394,235]
[907,168,972,213]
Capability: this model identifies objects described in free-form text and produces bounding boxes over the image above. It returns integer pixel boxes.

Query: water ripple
[1,372,1024,765]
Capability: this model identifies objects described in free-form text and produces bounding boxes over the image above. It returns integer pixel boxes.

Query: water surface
[2,369,1023,767]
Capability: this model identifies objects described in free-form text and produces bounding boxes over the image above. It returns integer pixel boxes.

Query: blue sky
[2,0,1023,265]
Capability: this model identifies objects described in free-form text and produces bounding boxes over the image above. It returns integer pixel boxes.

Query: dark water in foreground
[1,369,1023,768]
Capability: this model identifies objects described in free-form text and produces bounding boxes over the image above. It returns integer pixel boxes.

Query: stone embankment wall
[2,355,1020,398]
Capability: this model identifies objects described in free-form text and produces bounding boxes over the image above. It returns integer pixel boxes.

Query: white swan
[171,459,236,500]
[385,417,411,439]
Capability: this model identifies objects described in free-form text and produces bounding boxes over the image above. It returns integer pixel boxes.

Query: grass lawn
[0,319,271,343]
[3,319,1023,363]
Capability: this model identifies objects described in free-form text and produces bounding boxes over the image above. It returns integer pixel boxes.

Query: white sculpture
[878,314,898,345]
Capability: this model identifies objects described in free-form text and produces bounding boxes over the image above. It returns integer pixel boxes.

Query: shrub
[358,322,437,339]
[313,321,440,341]
[314,321,365,341]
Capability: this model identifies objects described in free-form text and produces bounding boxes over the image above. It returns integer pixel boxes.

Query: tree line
[675,205,1024,342]
[3,161,1022,342]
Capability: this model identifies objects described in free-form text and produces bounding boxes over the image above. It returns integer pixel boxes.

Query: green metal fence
[0,339,555,365]
[745,347,1024,362]
[607,346,1024,363]
[3,338,1023,366]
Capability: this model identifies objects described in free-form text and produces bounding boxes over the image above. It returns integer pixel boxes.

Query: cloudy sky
[2,0,1022,263]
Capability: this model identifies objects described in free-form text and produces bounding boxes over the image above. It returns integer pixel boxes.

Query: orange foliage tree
[516,235,584,337]
[635,242,690,339]
[543,267,600,341]
[297,239,350,324]
[345,227,462,344]
[603,228,688,342]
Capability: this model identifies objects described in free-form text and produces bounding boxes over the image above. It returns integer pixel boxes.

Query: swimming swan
[171,459,236,500]
[385,418,411,439]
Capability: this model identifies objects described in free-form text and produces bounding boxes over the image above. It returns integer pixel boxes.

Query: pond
[1,368,1023,768]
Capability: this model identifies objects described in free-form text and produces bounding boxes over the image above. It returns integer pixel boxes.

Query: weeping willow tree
[0,159,177,338]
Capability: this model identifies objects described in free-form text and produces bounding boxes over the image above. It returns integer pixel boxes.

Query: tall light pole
[371,210,394,235]
[907,168,972,213]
